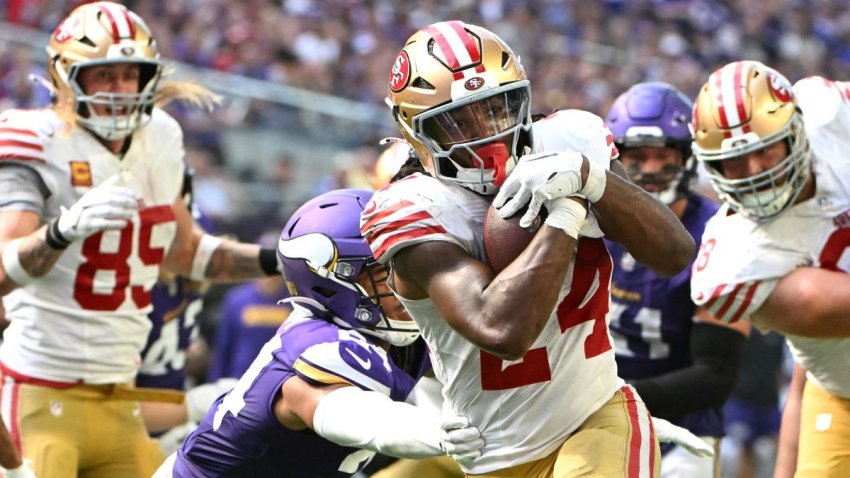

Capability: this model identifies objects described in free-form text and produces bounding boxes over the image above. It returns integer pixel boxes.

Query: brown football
[483,204,544,273]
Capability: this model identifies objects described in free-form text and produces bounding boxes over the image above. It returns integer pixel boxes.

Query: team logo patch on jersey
[69,161,92,186]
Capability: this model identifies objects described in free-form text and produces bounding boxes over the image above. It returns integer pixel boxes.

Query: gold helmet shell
[386,21,531,194]
[46,2,162,140]
[691,61,810,221]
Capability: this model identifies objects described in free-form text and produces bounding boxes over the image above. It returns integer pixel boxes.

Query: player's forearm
[631,323,745,420]
[204,239,266,281]
[774,364,805,478]
[0,419,21,469]
[0,226,65,294]
[170,234,277,283]
[478,227,575,360]
[592,165,694,277]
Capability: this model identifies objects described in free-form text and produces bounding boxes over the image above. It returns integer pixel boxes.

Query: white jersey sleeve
[794,76,850,133]
[689,211,783,323]
[531,109,619,167]
[360,173,489,264]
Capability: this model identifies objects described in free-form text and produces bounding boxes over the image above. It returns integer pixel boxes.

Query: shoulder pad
[0,109,59,165]
[794,77,850,128]
[690,213,788,322]
[360,173,470,263]
[294,329,414,400]
[533,109,618,166]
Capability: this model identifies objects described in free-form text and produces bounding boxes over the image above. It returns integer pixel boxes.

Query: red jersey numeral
[73,205,175,311]
[480,238,613,390]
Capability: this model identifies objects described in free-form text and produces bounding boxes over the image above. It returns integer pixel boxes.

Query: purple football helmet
[277,189,419,346]
[605,82,697,204]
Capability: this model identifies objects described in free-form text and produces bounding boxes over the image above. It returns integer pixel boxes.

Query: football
[483,204,544,273]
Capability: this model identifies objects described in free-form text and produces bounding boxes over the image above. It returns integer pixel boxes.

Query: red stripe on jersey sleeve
[0,127,39,137]
[0,154,46,163]
[365,210,435,243]
[714,282,745,320]
[373,225,447,259]
[728,281,762,323]
[360,199,416,233]
[0,139,43,152]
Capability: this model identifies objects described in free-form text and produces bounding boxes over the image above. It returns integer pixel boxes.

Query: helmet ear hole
[313,286,336,299]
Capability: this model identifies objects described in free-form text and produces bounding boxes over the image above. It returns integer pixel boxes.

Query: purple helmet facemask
[277,189,419,346]
[605,82,697,205]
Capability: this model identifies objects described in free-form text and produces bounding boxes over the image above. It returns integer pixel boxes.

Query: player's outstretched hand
[1,459,36,478]
[652,417,714,458]
[56,174,139,242]
[440,416,484,463]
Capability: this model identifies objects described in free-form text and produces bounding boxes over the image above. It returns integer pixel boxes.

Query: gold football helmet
[46,2,162,140]
[692,61,810,221]
[386,21,531,195]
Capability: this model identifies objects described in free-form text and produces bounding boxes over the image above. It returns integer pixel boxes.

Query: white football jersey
[0,108,185,384]
[691,77,850,399]
[361,111,621,473]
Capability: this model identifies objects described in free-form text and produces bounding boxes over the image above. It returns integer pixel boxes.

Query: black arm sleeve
[629,322,747,421]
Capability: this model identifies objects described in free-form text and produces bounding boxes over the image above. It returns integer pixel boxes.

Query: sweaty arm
[752,267,850,337]
[592,161,694,277]
[393,216,577,361]
[630,308,748,420]
[163,195,277,282]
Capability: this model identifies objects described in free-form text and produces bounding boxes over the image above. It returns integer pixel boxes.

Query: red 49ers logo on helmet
[389,51,410,93]
[768,72,793,103]
[53,13,82,43]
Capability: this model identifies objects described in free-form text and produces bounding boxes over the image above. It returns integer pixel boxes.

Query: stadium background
[0,2,844,476]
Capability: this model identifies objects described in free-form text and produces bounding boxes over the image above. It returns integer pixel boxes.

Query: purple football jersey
[174,308,423,477]
[606,194,723,438]
[138,279,204,390]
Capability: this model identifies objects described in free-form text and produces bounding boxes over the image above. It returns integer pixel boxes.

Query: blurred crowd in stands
[3,0,849,229]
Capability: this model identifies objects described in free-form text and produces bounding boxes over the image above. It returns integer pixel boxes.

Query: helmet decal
[768,72,793,103]
[713,62,753,137]
[389,51,410,93]
[98,2,137,42]
[53,13,82,43]
[424,21,484,78]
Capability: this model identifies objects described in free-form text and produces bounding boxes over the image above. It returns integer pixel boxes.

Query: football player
[689,60,850,476]
[155,189,482,477]
[361,21,700,477]
[604,82,750,477]
[0,3,283,477]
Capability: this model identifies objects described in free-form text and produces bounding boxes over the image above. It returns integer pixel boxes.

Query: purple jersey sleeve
[175,312,421,477]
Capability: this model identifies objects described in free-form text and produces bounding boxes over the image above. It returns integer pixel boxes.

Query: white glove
[56,174,139,242]
[440,416,484,463]
[493,151,606,229]
[1,459,36,478]
[186,378,238,423]
[652,417,715,458]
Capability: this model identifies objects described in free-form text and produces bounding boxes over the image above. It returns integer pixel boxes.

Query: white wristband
[189,234,223,281]
[544,197,587,239]
[2,238,35,286]
[580,159,607,203]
